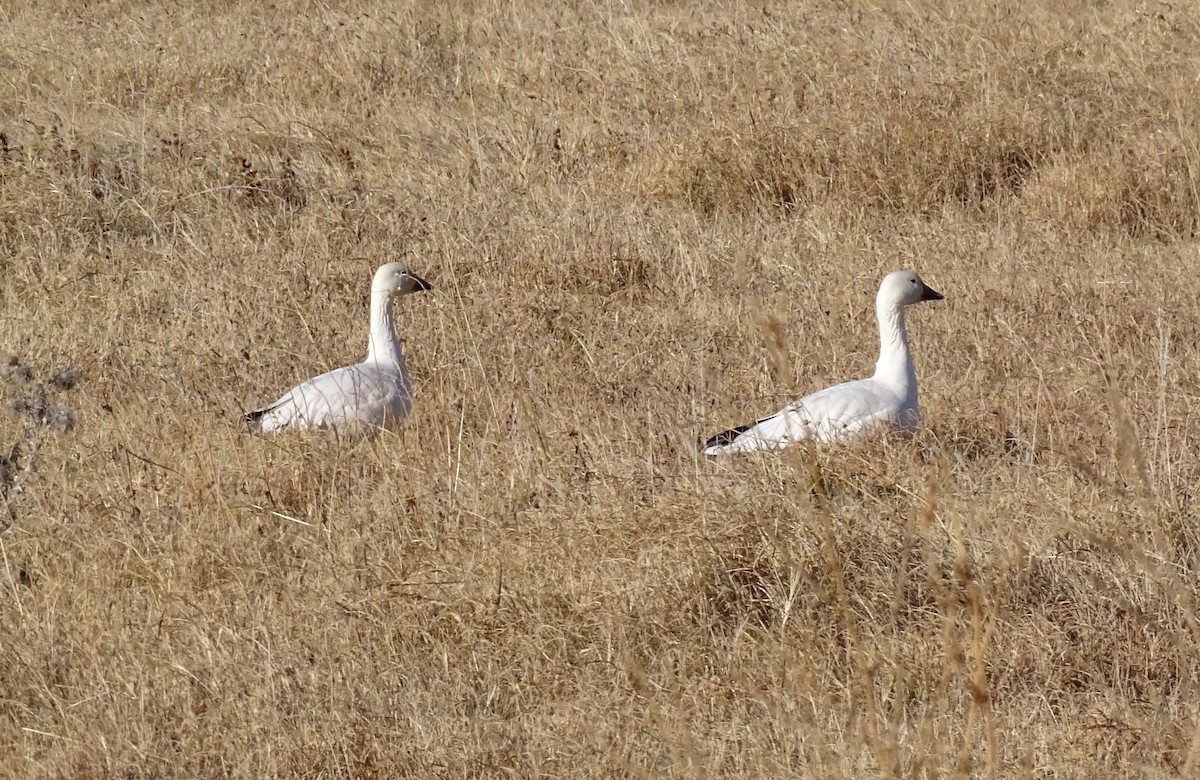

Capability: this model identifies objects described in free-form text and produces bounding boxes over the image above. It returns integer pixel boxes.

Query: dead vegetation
[2,0,1200,777]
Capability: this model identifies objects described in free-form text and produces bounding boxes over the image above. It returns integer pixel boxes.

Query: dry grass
[2,0,1200,776]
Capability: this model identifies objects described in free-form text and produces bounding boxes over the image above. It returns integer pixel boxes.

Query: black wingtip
[244,408,267,430]
[702,423,753,451]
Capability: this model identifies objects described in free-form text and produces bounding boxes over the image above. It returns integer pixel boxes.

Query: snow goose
[703,270,942,455]
[245,262,432,435]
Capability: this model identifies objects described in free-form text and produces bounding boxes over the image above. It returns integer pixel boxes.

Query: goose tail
[244,406,271,432]
[701,423,753,456]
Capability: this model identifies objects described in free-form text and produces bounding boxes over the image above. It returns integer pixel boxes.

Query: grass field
[3,0,1200,776]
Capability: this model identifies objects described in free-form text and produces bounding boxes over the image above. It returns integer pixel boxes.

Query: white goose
[245,262,432,435]
[703,270,942,455]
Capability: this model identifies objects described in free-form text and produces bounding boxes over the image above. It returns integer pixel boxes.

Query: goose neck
[367,290,404,365]
[873,301,915,390]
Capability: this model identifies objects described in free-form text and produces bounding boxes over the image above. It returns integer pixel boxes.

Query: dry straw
[2,1,1200,777]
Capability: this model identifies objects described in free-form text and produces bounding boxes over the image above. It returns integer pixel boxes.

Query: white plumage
[245,262,432,435]
[703,270,942,455]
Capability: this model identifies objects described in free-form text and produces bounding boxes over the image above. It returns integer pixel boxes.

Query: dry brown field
[3,0,1200,777]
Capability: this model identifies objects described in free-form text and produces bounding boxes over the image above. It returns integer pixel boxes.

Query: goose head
[372,262,433,296]
[878,270,942,309]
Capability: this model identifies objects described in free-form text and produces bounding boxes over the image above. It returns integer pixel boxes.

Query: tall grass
[2,0,1199,776]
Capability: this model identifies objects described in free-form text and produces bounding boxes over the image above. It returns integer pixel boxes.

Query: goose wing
[246,362,410,433]
[703,378,905,454]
